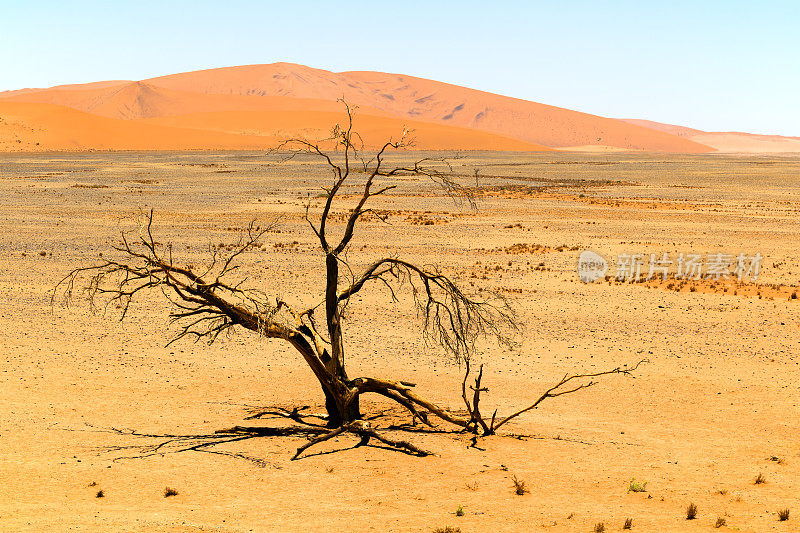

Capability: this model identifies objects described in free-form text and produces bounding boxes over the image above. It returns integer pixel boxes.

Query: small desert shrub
[88,481,97,487]
[714,517,726,528]
[455,506,464,517]
[433,528,461,533]
[716,488,728,495]
[627,479,648,493]
[778,508,790,521]
[686,502,698,520]
[623,517,633,529]
[512,476,529,495]
[754,472,766,484]
[96,490,105,498]
[163,487,179,497]
[594,522,605,532]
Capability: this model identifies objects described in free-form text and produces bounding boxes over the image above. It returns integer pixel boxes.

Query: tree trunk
[325,253,346,378]
[286,330,360,428]
[321,252,361,427]
[322,386,361,428]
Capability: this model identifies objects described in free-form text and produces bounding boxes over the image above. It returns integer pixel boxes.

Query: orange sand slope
[0,101,548,152]
[0,79,132,99]
[146,64,713,152]
[0,102,282,151]
[1,63,714,153]
[0,82,394,120]
[621,118,800,153]
[141,109,551,151]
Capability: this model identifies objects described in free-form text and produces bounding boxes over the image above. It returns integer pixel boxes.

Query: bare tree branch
[339,258,518,362]
[487,359,648,434]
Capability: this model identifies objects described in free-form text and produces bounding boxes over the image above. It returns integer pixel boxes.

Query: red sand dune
[0,102,281,151]
[620,118,800,153]
[141,109,549,151]
[7,63,797,153]
[0,80,131,99]
[142,63,713,152]
[0,63,715,152]
[620,119,704,137]
[0,82,387,120]
[0,101,548,152]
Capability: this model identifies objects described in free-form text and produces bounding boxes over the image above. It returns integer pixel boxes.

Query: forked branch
[460,359,648,435]
[339,257,518,362]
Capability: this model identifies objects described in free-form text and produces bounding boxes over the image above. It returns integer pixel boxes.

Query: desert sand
[143,64,714,152]
[621,119,800,154]
[1,150,798,532]
[0,101,546,152]
[1,63,716,153]
[6,63,800,155]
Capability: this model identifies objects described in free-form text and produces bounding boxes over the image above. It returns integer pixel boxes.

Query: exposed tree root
[292,420,431,459]
[83,409,433,462]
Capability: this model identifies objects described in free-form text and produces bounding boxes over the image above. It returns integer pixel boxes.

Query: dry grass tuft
[627,479,648,493]
[512,476,529,495]
[686,503,698,520]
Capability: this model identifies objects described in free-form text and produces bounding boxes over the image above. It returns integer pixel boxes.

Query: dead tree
[56,102,642,458]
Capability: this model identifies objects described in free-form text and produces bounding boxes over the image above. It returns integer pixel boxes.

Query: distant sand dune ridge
[1,62,792,152]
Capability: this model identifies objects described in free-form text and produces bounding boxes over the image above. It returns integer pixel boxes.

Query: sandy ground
[0,151,799,532]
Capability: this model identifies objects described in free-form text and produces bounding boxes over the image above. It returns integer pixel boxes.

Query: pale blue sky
[1,1,798,135]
